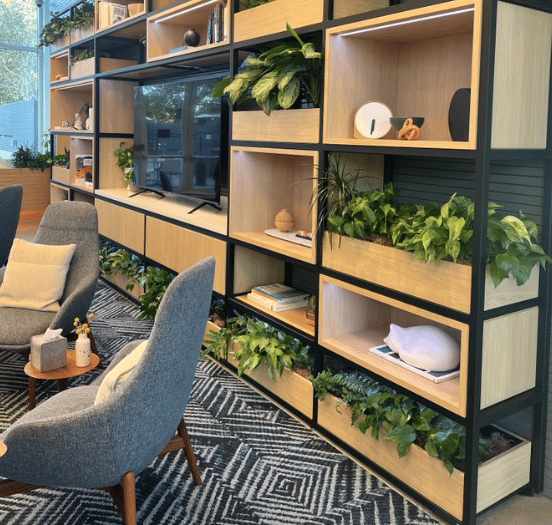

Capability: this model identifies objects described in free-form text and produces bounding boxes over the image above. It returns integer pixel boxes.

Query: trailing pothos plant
[312,370,488,473]
[212,24,323,115]
[203,314,313,379]
[52,148,70,169]
[135,266,174,320]
[239,0,274,8]
[326,183,549,287]
[71,49,94,64]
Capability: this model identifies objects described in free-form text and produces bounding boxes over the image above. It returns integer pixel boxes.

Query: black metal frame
[49,0,552,524]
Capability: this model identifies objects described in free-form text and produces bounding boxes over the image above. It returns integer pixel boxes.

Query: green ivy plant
[136,266,174,320]
[71,49,94,64]
[328,182,399,240]
[70,0,95,30]
[11,145,51,171]
[52,148,70,169]
[312,370,488,473]
[203,314,313,379]
[114,142,135,181]
[212,24,323,115]
[39,12,70,47]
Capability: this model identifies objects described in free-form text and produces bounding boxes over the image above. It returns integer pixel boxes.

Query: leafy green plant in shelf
[71,49,94,64]
[39,12,70,47]
[114,142,135,181]
[328,182,399,241]
[312,370,489,473]
[203,314,313,379]
[136,266,174,320]
[212,24,323,115]
[239,0,274,8]
[52,148,70,169]
[70,0,95,30]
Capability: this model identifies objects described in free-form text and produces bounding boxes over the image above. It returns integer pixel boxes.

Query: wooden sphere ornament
[397,118,421,141]
[275,209,295,232]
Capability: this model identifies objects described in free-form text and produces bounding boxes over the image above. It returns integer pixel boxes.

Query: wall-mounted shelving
[146,0,229,61]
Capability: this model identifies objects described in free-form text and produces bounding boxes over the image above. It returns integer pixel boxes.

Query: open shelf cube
[320,274,469,416]
[320,274,539,414]
[232,245,315,337]
[324,0,481,149]
[96,0,146,32]
[50,80,94,132]
[147,0,229,62]
[230,147,318,264]
[50,183,69,203]
[50,51,69,83]
[70,136,94,191]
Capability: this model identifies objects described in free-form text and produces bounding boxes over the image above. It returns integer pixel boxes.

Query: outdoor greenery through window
[0,0,38,164]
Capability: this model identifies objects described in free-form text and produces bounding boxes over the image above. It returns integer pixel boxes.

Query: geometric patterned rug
[0,282,440,525]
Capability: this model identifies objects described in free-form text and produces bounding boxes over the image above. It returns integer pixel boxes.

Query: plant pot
[318,394,531,520]
[232,108,320,143]
[52,165,70,185]
[70,24,94,44]
[0,168,51,212]
[322,233,539,313]
[228,347,313,418]
[305,309,315,326]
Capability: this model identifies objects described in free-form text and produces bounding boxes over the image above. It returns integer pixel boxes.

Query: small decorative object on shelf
[383,324,460,372]
[395,117,422,141]
[247,283,309,312]
[449,88,471,141]
[73,314,94,367]
[75,154,93,187]
[30,328,67,372]
[354,101,393,138]
[305,295,315,326]
[274,209,295,231]
[183,28,201,47]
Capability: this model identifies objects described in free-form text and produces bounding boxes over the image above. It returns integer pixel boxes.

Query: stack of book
[247,283,309,312]
[206,1,228,45]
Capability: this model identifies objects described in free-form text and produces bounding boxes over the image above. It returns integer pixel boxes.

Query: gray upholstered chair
[0,201,99,358]
[0,257,215,525]
[0,184,23,267]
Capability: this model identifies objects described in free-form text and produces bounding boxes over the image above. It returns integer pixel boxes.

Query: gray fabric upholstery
[0,257,215,490]
[0,185,23,268]
[0,201,99,352]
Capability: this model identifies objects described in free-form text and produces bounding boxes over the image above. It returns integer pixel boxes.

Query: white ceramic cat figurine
[383,324,460,372]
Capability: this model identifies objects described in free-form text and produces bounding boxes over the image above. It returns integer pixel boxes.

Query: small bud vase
[75,333,91,367]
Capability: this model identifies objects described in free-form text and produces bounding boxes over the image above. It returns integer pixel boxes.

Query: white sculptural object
[383,324,460,372]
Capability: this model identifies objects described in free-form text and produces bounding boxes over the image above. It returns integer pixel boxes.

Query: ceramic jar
[275,209,295,232]
[75,333,91,367]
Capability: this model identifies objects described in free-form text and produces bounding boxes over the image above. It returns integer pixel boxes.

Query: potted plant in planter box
[312,369,531,520]
[52,147,70,184]
[114,142,137,193]
[322,183,549,313]
[39,12,71,48]
[203,313,315,417]
[212,24,323,142]
[69,0,95,43]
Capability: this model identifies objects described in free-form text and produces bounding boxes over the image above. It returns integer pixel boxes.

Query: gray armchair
[0,257,215,525]
[0,184,23,267]
[0,201,99,357]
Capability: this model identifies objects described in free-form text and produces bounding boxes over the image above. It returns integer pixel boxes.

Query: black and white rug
[0,283,440,525]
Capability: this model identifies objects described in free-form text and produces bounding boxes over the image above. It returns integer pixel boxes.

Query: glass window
[0,0,38,163]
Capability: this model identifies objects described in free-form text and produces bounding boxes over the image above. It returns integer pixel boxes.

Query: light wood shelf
[96,198,145,254]
[50,51,69,83]
[324,0,481,149]
[95,188,228,235]
[50,80,94,132]
[147,0,229,62]
[320,274,469,416]
[70,136,94,191]
[95,0,147,33]
[230,146,319,264]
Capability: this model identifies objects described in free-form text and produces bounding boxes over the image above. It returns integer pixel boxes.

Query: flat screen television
[133,71,228,211]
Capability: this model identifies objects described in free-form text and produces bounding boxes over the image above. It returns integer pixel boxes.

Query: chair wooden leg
[106,472,137,525]
[0,479,39,498]
[178,421,202,486]
[121,472,137,525]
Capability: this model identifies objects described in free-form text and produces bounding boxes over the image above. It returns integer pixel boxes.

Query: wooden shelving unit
[48,0,552,523]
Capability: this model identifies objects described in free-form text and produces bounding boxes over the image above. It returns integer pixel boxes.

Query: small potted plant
[114,141,136,193]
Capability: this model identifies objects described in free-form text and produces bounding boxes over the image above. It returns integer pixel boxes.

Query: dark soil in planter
[294,366,313,380]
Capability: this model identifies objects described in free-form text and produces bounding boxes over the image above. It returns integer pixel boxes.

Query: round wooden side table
[24,350,101,410]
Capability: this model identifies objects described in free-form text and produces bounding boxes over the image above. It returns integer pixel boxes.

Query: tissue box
[30,334,68,372]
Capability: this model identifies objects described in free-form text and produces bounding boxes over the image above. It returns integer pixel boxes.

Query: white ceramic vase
[75,333,91,367]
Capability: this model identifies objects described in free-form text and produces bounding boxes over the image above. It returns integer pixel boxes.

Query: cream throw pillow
[94,340,148,405]
[0,239,77,312]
